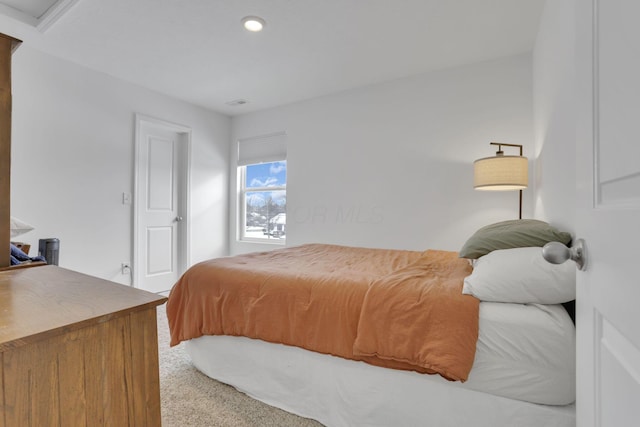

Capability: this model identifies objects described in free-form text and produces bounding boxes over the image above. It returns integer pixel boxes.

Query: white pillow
[462,247,575,304]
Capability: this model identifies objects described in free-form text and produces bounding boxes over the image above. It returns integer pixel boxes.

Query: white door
[134,116,190,293]
[575,1,640,426]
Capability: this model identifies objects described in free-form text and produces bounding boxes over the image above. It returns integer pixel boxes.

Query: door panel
[597,0,640,206]
[147,226,173,275]
[147,137,175,210]
[576,0,640,426]
[600,318,640,427]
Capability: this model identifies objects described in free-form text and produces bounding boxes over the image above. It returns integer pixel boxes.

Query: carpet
[157,304,323,427]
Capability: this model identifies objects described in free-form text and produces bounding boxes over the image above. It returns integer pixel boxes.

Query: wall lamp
[474,142,528,219]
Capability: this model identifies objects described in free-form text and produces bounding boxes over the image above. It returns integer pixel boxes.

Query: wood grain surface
[0,265,166,426]
[0,34,14,269]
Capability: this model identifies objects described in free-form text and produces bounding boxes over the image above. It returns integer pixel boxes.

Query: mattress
[183,301,576,426]
[465,302,575,404]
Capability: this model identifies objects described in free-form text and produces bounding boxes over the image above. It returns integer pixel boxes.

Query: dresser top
[0,265,167,350]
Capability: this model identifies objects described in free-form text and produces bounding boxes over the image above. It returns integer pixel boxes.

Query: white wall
[230,54,534,255]
[532,0,576,233]
[10,46,230,284]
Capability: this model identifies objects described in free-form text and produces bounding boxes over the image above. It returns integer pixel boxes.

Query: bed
[167,220,576,427]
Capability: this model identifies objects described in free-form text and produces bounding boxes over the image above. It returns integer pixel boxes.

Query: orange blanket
[166,244,478,381]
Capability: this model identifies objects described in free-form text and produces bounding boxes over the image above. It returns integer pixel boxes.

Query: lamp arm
[489,142,523,155]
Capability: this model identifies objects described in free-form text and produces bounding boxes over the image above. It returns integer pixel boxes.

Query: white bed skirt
[186,335,576,427]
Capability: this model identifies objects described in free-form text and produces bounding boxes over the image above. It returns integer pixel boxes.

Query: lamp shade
[474,155,528,191]
[10,216,35,237]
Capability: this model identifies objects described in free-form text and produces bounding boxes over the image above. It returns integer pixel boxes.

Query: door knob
[175,216,183,222]
[542,239,587,271]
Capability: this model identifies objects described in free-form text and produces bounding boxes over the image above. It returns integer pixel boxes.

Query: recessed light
[241,16,266,32]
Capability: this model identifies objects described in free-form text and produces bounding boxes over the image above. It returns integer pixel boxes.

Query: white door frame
[133,113,191,290]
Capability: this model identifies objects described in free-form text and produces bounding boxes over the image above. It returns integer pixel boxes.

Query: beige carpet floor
[157,304,324,427]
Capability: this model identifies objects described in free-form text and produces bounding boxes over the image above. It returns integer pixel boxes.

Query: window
[240,161,286,241]
[237,132,287,242]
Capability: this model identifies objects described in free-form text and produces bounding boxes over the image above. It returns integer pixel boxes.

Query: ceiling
[1,0,55,18]
[0,0,546,116]
[0,0,78,30]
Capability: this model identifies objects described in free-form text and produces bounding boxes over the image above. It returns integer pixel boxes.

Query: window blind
[237,132,287,166]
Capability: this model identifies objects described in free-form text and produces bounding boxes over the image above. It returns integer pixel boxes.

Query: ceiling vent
[225,99,249,106]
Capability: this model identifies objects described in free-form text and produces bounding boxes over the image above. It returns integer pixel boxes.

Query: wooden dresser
[0,265,167,426]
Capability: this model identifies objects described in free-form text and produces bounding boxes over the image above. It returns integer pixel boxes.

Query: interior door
[575,1,640,426]
[135,117,189,293]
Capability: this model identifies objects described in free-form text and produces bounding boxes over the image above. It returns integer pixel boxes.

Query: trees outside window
[240,161,286,241]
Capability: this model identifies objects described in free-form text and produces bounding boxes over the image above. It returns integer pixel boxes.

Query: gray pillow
[459,219,572,259]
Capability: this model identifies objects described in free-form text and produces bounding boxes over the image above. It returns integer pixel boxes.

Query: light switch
[122,192,132,205]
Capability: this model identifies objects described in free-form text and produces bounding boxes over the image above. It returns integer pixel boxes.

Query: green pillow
[459,219,572,259]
